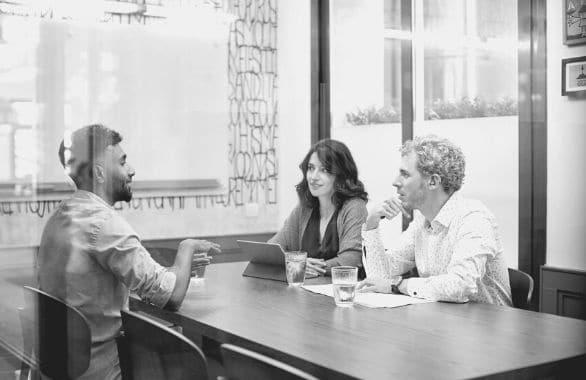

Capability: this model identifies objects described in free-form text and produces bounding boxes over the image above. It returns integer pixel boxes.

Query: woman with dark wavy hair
[269,139,368,277]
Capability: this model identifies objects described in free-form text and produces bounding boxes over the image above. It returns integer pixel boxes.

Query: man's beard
[113,181,132,203]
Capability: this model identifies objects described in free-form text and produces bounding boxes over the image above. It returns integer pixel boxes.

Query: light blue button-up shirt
[37,190,176,379]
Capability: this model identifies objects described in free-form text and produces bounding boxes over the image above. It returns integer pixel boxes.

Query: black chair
[220,343,319,380]
[20,286,92,380]
[117,309,208,380]
[508,268,534,310]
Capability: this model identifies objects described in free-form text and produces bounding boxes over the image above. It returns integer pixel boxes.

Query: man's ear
[428,174,441,190]
[93,164,105,184]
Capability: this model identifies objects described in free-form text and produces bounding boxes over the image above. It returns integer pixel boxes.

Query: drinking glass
[191,265,206,283]
[284,251,307,286]
[191,253,209,284]
[331,266,358,306]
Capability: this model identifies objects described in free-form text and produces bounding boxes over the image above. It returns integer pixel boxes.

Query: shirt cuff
[146,270,177,308]
[361,224,380,240]
[401,277,427,299]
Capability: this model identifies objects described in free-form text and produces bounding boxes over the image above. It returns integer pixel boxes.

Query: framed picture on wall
[562,56,586,95]
[564,0,586,45]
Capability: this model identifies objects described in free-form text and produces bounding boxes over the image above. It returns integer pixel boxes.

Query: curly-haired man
[357,135,512,306]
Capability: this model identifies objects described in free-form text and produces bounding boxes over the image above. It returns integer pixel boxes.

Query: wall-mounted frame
[564,0,586,45]
[562,56,586,95]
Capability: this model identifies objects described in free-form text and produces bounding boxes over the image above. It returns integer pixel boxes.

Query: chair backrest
[21,286,92,379]
[508,268,534,310]
[220,343,319,380]
[117,309,208,380]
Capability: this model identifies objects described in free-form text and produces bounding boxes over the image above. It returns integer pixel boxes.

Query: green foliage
[345,106,401,125]
[425,97,518,120]
[345,97,518,125]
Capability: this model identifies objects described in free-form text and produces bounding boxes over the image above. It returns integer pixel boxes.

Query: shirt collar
[72,189,114,210]
[431,191,461,228]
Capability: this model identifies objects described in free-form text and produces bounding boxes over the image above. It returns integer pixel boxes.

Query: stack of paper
[301,284,434,308]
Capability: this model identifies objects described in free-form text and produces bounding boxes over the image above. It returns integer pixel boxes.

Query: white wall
[546,0,586,270]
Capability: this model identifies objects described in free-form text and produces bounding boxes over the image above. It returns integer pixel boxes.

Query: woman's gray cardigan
[268,198,368,271]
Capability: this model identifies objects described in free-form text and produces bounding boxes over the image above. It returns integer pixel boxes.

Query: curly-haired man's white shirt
[362,192,512,306]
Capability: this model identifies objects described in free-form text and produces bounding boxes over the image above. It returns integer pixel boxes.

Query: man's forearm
[362,227,391,278]
[165,243,194,310]
[399,275,472,303]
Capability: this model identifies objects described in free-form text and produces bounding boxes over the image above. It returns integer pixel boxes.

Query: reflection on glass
[0,124,12,180]
[0,4,232,187]
[0,15,39,182]
[1,4,290,377]
[14,128,36,180]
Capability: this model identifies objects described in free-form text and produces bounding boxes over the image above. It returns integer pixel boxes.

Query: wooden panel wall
[540,266,586,320]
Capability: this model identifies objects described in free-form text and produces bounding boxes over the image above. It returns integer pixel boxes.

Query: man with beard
[37,124,220,379]
[357,135,512,306]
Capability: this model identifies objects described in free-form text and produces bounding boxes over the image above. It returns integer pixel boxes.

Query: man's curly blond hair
[400,135,465,193]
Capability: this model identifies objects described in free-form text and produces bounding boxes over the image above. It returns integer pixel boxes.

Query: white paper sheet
[301,284,434,308]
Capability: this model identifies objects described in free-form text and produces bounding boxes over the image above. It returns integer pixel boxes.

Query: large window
[327,0,519,265]
[414,0,519,266]
[329,0,406,245]
[420,0,517,119]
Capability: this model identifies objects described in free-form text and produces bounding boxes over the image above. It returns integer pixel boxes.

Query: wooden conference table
[132,262,586,379]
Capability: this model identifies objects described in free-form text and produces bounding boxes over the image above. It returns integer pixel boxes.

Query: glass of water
[331,266,358,306]
[284,251,307,286]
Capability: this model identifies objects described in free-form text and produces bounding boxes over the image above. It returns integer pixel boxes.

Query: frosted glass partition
[0,0,312,248]
[0,15,229,185]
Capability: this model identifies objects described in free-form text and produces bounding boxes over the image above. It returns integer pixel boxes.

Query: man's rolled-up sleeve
[362,222,417,279]
[400,213,495,303]
[91,213,176,308]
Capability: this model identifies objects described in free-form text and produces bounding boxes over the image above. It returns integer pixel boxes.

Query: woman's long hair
[296,139,368,209]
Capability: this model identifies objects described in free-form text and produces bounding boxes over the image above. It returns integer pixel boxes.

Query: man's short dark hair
[58,124,122,187]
